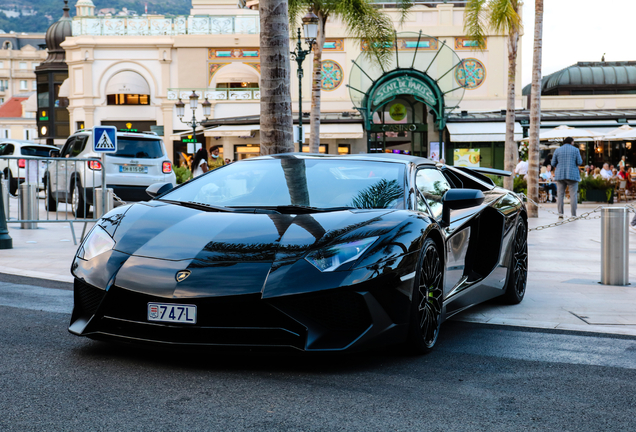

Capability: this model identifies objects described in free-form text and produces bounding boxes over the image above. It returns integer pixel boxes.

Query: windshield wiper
[160,200,236,213]
[229,205,356,214]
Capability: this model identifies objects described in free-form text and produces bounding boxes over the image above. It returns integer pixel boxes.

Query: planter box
[584,188,613,203]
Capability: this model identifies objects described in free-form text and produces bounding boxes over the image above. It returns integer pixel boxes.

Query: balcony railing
[71,15,260,36]
[167,88,260,101]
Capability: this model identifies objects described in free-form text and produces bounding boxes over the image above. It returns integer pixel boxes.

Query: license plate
[120,165,148,174]
[147,303,196,324]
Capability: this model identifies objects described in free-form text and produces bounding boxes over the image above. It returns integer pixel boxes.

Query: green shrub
[174,166,192,184]
[485,174,504,188]
[513,176,527,195]
[578,176,614,202]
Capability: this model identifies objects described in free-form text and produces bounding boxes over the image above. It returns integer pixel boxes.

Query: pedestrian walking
[208,145,226,171]
[551,137,583,219]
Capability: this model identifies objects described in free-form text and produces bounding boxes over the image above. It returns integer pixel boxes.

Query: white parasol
[602,124,633,140]
[605,127,636,141]
[519,125,604,141]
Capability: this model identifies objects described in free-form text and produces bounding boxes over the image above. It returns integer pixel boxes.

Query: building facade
[61,0,523,168]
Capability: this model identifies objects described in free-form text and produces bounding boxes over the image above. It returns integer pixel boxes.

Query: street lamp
[290,9,319,147]
[175,90,211,150]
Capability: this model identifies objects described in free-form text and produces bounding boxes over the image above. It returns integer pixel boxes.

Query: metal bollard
[600,207,630,286]
[94,187,114,218]
[1,177,9,220]
[18,184,38,229]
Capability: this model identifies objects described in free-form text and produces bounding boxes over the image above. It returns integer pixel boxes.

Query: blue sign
[93,126,117,153]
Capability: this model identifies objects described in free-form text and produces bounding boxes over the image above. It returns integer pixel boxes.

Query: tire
[45,179,57,212]
[406,238,444,354]
[71,179,88,218]
[501,218,528,305]
[5,169,17,196]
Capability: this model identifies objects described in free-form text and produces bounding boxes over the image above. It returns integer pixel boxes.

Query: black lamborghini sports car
[69,153,527,353]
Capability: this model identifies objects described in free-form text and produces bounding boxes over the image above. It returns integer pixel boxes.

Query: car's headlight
[78,226,115,261]
[305,237,378,272]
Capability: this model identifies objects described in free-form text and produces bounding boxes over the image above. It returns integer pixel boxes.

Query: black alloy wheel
[407,238,444,354]
[45,178,57,212]
[4,169,17,196]
[502,218,528,304]
[71,179,88,218]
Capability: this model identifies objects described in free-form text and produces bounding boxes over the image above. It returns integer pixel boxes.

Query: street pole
[297,28,304,146]
[192,108,197,150]
[0,176,13,249]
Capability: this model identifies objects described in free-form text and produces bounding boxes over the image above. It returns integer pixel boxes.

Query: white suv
[0,139,59,195]
[47,129,176,217]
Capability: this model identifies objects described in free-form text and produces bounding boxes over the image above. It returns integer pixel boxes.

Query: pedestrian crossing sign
[93,126,117,153]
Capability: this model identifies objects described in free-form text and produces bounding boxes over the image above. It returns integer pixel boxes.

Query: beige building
[61,0,525,168]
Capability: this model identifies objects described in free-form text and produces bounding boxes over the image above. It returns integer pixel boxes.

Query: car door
[414,166,472,299]
[51,137,75,200]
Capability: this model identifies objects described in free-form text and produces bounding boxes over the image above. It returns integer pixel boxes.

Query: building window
[301,144,329,154]
[20,80,28,90]
[2,41,11,50]
[106,94,150,105]
[1,129,8,138]
[338,144,351,155]
[32,80,37,90]
[0,61,3,68]
[19,62,27,70]
[2,80,9,90]
[24,129,36,140]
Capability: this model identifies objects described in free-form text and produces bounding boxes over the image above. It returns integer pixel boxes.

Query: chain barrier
[515,193,636,231]
[112,192,127,206]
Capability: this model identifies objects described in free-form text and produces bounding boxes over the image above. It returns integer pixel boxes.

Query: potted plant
[578,176,614,203]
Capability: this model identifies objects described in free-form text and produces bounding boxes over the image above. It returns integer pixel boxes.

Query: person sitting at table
[593,167,601,179]
[584,165,591,177]
[600,163,612,180]
[540,164,557,202]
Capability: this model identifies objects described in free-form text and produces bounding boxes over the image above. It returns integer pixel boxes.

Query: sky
[520,0,635,87]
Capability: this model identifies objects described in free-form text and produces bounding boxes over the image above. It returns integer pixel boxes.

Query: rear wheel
[502,218,528,304]
[406,238,444,354]
[71,180,88,218]
[4,169,17,196]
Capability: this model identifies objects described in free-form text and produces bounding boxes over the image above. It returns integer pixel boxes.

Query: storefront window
[338,144,351,155]
[301,144,329,154]
[107,94,150,105]
[215,82,259,89]
[234,144,260,161]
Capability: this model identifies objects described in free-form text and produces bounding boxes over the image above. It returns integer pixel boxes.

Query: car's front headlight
[78,226,115,261]
[305,237,378,272]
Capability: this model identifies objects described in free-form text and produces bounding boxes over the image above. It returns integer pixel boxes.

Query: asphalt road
[1,274,636,432]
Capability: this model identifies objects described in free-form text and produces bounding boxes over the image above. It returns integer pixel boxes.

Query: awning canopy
[307,123,363,139]
[205,125,260,137]
[447,122,523,142]
[106,71,150,95]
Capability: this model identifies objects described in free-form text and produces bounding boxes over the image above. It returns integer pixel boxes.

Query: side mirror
[441,189,485,227]
[146,182,174,199]
[49,149,60,158]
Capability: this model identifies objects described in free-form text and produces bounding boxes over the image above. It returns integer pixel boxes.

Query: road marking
[0,282,72,314]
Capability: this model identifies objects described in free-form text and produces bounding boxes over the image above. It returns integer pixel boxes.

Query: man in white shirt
[515,158,529,177]
[600,163,612,180]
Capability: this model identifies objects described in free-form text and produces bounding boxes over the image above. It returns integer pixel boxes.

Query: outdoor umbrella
[605,127,636,141]
[602,124,634,140]
[519,125,604,141]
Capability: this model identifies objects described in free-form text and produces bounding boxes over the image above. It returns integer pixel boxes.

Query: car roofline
[247,152,437,166]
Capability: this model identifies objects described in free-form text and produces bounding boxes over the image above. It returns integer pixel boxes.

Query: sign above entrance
[372,76,437,108]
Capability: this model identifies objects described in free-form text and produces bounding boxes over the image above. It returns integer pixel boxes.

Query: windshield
[21,146,55,157]
[111,138,163,159]
[161,158,406,210]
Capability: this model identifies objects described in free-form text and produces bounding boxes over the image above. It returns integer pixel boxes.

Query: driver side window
[416,168,451,219]
[60,138,75,158]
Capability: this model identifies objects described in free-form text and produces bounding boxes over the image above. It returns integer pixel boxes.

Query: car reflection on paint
[69,153,527,354]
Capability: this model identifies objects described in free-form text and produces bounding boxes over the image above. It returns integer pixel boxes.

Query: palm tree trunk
[259,0,294,155]
[309,14,327,153]
[527,0,544,217]
[503,29,520,191]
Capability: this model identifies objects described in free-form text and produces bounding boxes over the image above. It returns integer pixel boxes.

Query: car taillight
[88,160,102,170]
[18,159,25,168]
[162,161,172,174]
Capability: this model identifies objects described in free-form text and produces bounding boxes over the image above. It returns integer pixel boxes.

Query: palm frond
[394,0,415,27]
[351,179,403,209]
[463,0,489,50]
[489,0,522,36]
[332,0,395,67]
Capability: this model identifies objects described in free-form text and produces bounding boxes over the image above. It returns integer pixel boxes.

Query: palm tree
[527,0,544,218]
[259,0,294,155]
[464,0,522,191]
[289,0,409,153]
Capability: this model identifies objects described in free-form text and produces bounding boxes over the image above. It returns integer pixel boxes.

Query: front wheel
[501,218,528,304]
[406,238,444,354]
[4,169,17,196]
[45,179,57,212]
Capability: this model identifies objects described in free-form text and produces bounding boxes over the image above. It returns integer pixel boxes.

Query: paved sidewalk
[1,197,635,336]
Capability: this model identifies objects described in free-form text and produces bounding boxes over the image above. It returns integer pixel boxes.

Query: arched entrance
[348,32,466,157]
